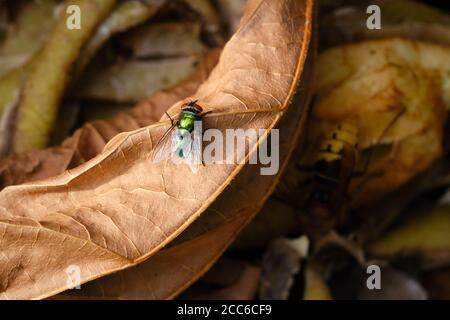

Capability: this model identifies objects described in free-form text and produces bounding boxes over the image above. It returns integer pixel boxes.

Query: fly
[299,107,406,237]
[301,123,360,235]
[152,100,209,173]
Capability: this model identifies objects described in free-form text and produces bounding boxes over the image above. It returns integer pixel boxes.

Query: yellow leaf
[368,205,450,268]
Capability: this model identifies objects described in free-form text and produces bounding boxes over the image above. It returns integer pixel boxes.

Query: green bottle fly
[152,100,207,173]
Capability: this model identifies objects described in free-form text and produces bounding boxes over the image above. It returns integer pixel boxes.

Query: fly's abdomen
[173,128,191,158]
[331,123,359,148]
[315,139,344,182]
[304,123,360,235]
[314,123,359,182]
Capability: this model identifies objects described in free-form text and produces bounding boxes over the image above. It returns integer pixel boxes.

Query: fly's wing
[172,128,192,160]
[350,106,406,205]
[184,124,203,174]
[152,124,176,163]
[171,127,194,172]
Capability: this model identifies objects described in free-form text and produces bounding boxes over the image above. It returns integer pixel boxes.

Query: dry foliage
[1,0,450,301]
[0,0,314,299]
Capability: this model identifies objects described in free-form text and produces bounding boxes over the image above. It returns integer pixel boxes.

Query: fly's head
[181,99,203,114]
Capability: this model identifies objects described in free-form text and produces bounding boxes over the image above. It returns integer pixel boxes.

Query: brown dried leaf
[54,37,316,300]
[0,0,313,299]
[56,213,250,300]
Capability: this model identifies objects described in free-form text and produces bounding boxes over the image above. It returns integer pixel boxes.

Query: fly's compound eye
[193,103,203,113]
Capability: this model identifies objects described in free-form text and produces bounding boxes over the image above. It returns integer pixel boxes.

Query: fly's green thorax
[177,110,201,133]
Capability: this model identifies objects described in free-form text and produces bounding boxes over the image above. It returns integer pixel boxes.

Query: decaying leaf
[0,0,314,299]
[374,0,450,25]
[0,0,57,77]
[320,0,450,48]
[12,0,117,153]
[0,66,24,119]
[73,0,167,78]
[77,101,133,124]
[368,205,450,269]
[354,158,447,243]
[119,22,206,59]
[49,101,82,146]
[0,0,59,118]
[78,57,200,103]
[303,264,333,300]
[54,212,250,300]
[259,236,309,300]
[183,0,222,42]
[77,16,208,103]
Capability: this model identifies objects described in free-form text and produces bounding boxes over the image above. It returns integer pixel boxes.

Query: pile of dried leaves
[0,0,449,300]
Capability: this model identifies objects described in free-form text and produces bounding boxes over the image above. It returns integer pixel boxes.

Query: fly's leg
[201,127,208,166]
[198,110,212,167]
[165,111,174,126]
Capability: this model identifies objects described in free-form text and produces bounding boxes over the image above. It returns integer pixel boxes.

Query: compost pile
[0,0,449,300]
